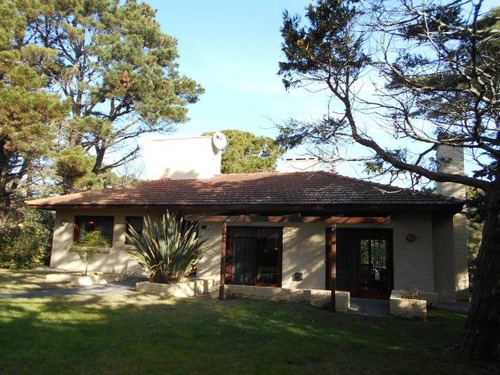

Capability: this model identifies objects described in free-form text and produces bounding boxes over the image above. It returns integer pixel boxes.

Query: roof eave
[25,201,464,215]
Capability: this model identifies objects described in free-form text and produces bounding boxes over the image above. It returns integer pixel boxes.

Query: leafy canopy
[278,0,499,190]
[0,0,69,217]
[279,0,500,361]
[203,130,285,173]
[18,0,204,193]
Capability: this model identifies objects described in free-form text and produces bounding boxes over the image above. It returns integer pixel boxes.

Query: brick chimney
[435,144,465,199]
[435,143,469,301]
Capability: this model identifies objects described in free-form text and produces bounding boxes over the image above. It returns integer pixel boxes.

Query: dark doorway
[327,229,393,299]
[225,227,282,287]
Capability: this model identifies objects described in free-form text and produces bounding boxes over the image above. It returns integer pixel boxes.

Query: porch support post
[327,227,337,311]
[219,220,227,300]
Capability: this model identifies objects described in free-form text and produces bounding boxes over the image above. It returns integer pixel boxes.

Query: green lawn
[0,268,70,294]
[0,292,495,375]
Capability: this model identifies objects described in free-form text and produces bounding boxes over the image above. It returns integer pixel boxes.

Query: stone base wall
[222,284,350,312]
[136,279,216,298]
[46,272,128,286]
[390,290,427,319]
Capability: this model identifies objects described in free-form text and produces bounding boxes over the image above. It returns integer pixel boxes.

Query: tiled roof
[26,172,463,215]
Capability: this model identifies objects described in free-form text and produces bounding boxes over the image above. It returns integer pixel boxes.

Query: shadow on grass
[0,294,496,375]
[0,269,71,293]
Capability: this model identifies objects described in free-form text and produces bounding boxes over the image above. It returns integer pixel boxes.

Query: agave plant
[126,211,207,283]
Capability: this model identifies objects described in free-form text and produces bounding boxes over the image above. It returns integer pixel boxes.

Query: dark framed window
[74,216,114,246]
[125,216,143,245]
[225,227,283,287]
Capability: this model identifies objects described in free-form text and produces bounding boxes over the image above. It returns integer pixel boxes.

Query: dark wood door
[329,229,393,299]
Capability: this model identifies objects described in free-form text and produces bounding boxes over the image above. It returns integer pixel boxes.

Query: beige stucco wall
[196,222,327,290]
[196,222,223,280]
[50,208,463,303]
[50,209,156,274]
[281,224,326,289]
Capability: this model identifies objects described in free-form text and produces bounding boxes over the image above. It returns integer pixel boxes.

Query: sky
[137,1,329,169]
[145,0,324,137]
[135,0,498,181]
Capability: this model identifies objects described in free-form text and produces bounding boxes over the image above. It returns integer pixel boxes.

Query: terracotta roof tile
[26,172,463,214]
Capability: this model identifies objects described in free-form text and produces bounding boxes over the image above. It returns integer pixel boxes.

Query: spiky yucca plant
[126,211,207,283]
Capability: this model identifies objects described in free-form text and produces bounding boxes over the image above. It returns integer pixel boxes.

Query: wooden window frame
[74,215,114,246]
[125,216,143,245]
[225,226,283,287]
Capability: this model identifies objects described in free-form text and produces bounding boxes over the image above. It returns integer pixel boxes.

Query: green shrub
[126,211,207,283]
[0,209,54,269]
[400,286,421,299]
[69,231,109,275]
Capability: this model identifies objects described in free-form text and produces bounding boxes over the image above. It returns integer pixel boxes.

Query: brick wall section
[392,213,435,294]
[453,212,469,300]
[436,145,466,199]
[435,144,469,300]
[432,213,457,303]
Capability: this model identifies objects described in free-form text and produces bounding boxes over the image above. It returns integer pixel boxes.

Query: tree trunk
[451,185,500,361]
[92,145,106,174]
[0,137,11,223]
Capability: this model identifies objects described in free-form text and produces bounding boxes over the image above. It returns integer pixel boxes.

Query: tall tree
[203,130,285,173]
[21,0,203,193]
[0,0,68,220]
[279,0,499,360]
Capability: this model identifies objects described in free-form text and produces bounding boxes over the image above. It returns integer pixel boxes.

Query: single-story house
[26,154,469,304]
[26,135,470,303]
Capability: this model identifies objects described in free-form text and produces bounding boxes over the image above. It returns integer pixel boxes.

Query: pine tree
[0,0,68,220]
[279,0,499,360]
[203,130,285,173]
[20,0,204,192]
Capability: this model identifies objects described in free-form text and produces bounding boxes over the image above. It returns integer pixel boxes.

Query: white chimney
[143,132,227,180]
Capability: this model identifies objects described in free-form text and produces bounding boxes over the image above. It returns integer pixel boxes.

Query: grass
[0,268,70,294]
[0,294,496,374]
[0,269,497,374]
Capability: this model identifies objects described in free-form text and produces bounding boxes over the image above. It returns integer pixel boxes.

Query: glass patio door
[334,229,393,298]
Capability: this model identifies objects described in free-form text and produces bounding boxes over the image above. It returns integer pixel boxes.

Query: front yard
[0,269,496,374]
[0,268,70,294]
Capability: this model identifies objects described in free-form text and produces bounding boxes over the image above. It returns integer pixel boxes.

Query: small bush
[0,209,54,269]
[400,286,421,299]
[69,231,109,275]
